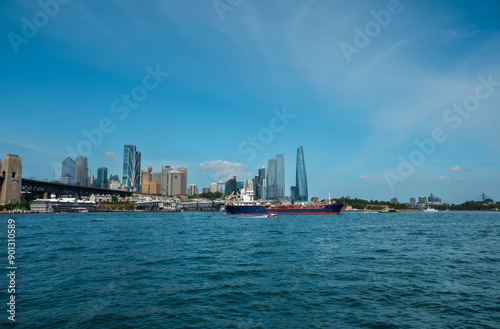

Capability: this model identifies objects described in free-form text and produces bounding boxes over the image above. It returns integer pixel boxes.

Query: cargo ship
[225,186,343,215]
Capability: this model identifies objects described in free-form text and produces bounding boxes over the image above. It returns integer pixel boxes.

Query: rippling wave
[1,211,499,328]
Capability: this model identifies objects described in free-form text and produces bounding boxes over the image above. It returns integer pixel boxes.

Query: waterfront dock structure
[30,197,98,213]
[134,199,225,212]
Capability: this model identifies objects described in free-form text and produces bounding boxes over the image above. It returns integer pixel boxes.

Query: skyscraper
[260,166,267,200]
[161,165,174,196]
[292,146,308,201]
[217,181,225,195]
[276,154,285,198]
[60,156,76,185]
[141,165,152,194]
[122,145,141,191]
[177,166,188,195]
[97,167,108,188]
[75,155,88,186]
[264,154,285,199]
[266,157,276,199]
[209,182,218,193]
[188,184,199,196]
[225,176,237,195]
[170,171,183,195]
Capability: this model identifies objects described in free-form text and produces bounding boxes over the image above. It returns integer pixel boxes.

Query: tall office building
[225,176,237,195]
[264,154,285,199]
[89,173,95,187]
[260,166,267,200]
[149,181,161,195]
[149,171,162,194]
[122,145,141,191]
[177,166,188,195]
[97,167,108,188]
[75,155,88,186]
[217,181,225,195]
[60,156,75,184]
[275,154,285,198]
[266,157,276,199]
[188,184,199,196]
[292,146,308,201]
[170,171,183,195]
[141,165,153,194]
[152,172,161,183]
[209,182,218,193]
[253,175,259,198]
[258,167,266,200]
[161,165,174,196]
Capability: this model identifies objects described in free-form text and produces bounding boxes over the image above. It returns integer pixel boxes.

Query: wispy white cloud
[359,175,370,179]
[436,176,451,180]
[0,138,65,157]
[199,159,252,181]
[101,151,118,161]
[450,165,466,172]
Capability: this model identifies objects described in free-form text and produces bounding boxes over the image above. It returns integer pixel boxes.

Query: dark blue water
[1,211,499,328]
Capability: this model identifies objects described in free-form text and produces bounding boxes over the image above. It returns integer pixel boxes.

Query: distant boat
[422,208,438,212]
[264,213,277,218]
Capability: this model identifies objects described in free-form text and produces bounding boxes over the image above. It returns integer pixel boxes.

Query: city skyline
[1,1,500,203]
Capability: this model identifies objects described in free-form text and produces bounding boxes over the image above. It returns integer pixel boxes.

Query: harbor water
[1,211,499,328]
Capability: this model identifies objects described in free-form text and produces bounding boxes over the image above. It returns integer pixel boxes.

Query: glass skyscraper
[122,145,141,191]
[75,155,88,187]
[293,146,308,201]
[265,154,285,199]
[275,154,285,198]
[266,157,276,199]
[97,167,108,189]
[60,156,75,184]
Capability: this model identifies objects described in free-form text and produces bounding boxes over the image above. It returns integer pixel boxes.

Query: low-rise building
[31,197,97,213]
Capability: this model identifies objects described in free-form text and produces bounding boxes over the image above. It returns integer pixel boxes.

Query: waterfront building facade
[122,145,141,191]
[31,197,97,213]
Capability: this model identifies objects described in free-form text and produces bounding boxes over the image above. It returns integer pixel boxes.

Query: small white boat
[264,213,277,218]
[422,208,438,212]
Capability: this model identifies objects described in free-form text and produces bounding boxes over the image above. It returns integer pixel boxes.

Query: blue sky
[1,0,499,203]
